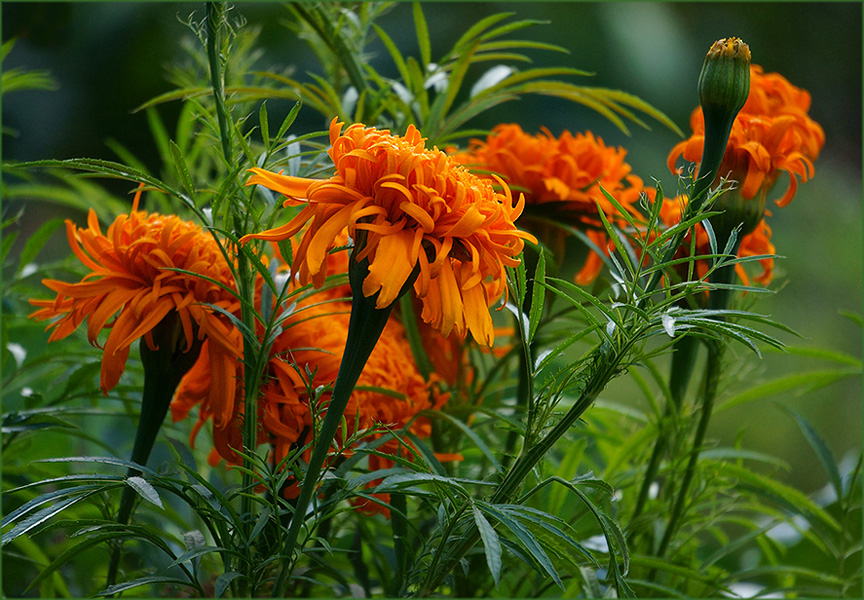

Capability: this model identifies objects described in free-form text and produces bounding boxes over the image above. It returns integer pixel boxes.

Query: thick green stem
[272,251,417,597]
[106,314,202,591]
[273,292,392,596]
[503,246,539,469]
[205,3,264,569]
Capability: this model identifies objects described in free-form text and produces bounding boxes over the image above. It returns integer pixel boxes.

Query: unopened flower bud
[699,38,751,127]
[690,38,751,211]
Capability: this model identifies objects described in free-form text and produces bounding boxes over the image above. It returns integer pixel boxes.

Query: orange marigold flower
[453,123,646,285]
[456,123,645,214]
[659,195,775,285]
[30,204,242,426]
[668,64,825,208]
[240,118,536,346]
[173,296,448,516]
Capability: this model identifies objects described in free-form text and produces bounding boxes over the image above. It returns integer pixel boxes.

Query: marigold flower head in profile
[240,117,536,347]
[452,123,646,285]
[669,62,825,222]
[30,195,243,426]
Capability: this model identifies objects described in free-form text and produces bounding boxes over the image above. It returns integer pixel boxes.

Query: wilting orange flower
[30,201,242,422]
[453,123,646,285]
[240,118,535,346]
[659,195,775,285]
[172,295,449,516]
[668,64,825,208]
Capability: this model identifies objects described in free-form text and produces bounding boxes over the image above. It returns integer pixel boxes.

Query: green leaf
[423,409,502,473]
[628,555,726,588]
[1,412,78,435]
[16,218,64,274]
[478,502,564,588]
[125,476,164,509]
[502,505,598,568]
[1,229,18,262]
[780,406,844,500]
[372,24,411,88]
[259,101,270,150]
[1,38,15,60]
[2,484,109,530]
[376,472,493,495]
[97,576,197,596]
[545,277,622,340]
[719,368,861,412]
[214,571,246,598]
[2,495,93,547]
[782,344,862,367]
[716,461,841,532]
[472,503,502,586]
[248,507,272,544]
[413,3,431,68]
[528,249,546,343]
[274,101,302,145]
[167,545,229,569]
[445,12,514,61]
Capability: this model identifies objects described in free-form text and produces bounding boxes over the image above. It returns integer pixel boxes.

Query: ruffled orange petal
[246,168,316,200]
[363,229,419,308]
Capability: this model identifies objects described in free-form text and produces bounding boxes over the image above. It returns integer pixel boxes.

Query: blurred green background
[3,2,861,495]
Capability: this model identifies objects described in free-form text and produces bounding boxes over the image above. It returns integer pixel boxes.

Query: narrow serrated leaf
[472,504,502,586]
[259,101,270,150]
[168,545,227,569]
[528,249,546,342]
[126,476,164,509]
[2,496,86,546]
[214,572,245,598]
[98,576,195,596]
[717,461,840,532]
[479,503,563,588]
[781,406,844,500]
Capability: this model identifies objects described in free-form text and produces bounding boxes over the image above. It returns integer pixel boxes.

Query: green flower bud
[699,38,751,126]
[690,38,751,212]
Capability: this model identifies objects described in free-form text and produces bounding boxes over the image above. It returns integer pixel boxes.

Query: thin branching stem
[630,334,700,530]
[415,341,628,596]
[653,243,740,567]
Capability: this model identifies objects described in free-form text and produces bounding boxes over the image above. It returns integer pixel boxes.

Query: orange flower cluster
[29,202,242,421]
[669,64,825,208]
[171,265,450,516]
[453,123,647,285]
[241,118,536,346]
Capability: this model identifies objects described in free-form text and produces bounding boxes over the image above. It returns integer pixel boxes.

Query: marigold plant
[3,5,859,600]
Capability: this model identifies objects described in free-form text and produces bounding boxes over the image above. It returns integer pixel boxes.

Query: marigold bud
[690,38,751,212]
[699,38,751,125]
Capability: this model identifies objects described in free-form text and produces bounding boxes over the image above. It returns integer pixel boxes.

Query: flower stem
[106,313,202,592]
[272,252,415,597]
